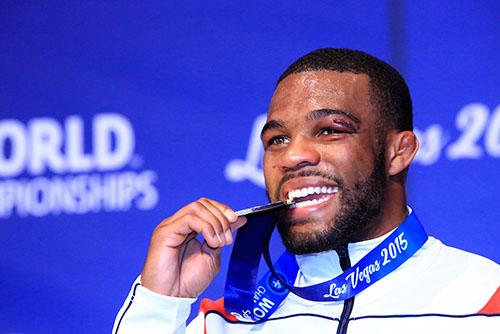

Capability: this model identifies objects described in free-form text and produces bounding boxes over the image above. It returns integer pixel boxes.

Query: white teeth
[287,186,339,200]
[293,196,330,208]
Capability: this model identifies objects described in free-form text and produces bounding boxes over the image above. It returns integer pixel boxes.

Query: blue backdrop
[0,2,498,333]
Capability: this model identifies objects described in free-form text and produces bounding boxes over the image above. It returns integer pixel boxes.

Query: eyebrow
[260,108,360,139]
[260,119,284,139]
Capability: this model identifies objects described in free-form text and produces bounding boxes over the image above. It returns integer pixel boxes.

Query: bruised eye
[318,127,350,136]
[318,121,357,137]
[319,128,342,136]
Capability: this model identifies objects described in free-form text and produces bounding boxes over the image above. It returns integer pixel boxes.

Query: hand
[140,198,247,298]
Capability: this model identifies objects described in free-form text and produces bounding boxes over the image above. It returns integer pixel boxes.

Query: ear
[385,131,419,176]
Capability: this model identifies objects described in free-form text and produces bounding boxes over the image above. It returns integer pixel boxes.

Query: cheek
[320,144,375,180]
[263,155,279,190]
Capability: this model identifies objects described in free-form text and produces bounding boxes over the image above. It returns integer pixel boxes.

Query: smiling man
[113,49,499,334]
[264,69,406,256]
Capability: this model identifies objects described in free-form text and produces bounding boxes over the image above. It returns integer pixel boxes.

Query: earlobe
[386,131,419,176]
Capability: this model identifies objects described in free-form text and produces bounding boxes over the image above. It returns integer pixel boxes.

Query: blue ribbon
[224,209,428,322]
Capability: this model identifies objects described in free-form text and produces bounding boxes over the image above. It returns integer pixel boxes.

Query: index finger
[199,198,238,223]
[161,198,237,228]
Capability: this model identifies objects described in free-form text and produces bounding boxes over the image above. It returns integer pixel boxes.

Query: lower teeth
[294,196,330,208]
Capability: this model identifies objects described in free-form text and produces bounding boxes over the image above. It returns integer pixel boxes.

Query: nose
[280,136,320,172]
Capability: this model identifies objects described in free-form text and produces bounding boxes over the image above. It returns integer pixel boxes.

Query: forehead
[268,71,374,122]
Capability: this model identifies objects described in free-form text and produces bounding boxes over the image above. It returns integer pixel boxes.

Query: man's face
[262,70,387,254]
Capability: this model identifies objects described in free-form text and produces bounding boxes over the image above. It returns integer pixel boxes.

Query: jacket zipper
[335,245,355,334]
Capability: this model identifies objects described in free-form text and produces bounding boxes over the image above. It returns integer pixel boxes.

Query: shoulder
[429,237,499,277]
[420,237,500,313]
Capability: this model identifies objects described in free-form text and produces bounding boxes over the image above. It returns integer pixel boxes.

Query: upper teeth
[287,186,338,200]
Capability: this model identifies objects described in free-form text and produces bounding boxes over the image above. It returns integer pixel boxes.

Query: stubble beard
[272,148,387,255]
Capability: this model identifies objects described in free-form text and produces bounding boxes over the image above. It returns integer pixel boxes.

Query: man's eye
[267,136,289,147]
[319,127,343,136]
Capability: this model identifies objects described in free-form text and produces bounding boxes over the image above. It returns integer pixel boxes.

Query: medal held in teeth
[235,186,338,217]
[287,186,339,208]
[235,199,295,217]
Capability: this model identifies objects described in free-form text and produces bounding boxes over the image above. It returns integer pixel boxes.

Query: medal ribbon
[224,209,428,322]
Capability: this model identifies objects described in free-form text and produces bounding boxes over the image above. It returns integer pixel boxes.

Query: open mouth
[286,186,339,208]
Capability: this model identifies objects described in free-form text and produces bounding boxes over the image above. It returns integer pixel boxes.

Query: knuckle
[184,213,196,221]
[212,200,228,210]
[158,217,170,226]
[151,225,169,241]
[190,201,205,210]
[219,202,230,210]
[154,220,171,232]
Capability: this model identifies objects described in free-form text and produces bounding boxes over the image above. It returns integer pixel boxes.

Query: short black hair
[278,48,413,131]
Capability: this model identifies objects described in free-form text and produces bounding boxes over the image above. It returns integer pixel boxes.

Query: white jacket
[113,234,500,334]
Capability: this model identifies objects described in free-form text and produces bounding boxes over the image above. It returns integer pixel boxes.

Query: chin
[276,217,345,255]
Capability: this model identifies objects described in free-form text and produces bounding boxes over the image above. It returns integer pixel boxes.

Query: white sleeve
[112,276,204,334]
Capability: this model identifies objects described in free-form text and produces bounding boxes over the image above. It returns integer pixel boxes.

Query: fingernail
[231,217,247,232]
[215,232,223,245]
[225,209,238,222]
[225,230,233,245]
[237,216,247,227]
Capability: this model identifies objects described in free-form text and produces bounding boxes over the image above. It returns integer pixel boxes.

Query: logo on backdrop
[0,113,159,218]
[225,103,500,187]
[224,114,266,188]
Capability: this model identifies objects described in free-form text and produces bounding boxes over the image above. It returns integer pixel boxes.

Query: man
[113,49,499,333]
